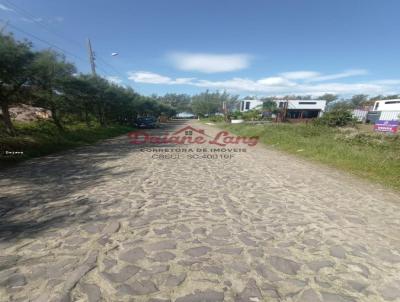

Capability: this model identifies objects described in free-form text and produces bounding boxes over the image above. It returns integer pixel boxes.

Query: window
[245,101,250,110]
[299,102,317,105]
[374,102,379,110]
[241,101,244,111]
[384,101,400,104]
[279,102,284,108]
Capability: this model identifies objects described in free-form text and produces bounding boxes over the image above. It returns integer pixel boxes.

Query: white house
[239,99,264,112]
[371,99,400,122]
[275,100,327,118]
[239,99,327,119]
[372,99,400,111]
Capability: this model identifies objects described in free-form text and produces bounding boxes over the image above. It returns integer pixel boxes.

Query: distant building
[239,99,264,111]
[366,99,400,123]
[239,99,327,119]
[372,99,400,111]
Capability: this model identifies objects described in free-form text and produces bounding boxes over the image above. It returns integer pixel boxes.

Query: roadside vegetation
[0,32,179,163]
[0,121,133,165]
[213,113,400,191]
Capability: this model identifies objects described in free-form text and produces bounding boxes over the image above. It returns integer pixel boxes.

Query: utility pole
[87,38,96,75]
[0,20,9,34]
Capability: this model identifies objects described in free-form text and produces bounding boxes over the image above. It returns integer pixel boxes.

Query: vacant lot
[219,122,400,191]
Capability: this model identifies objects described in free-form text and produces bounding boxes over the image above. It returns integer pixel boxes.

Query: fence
[380,111,400,121]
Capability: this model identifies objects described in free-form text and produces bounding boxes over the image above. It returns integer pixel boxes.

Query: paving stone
[152,251,176,262]
[297,289,322,302]
[377,249,400,264]
[346,263,369,278]
[210,226,231,237]
[81,283,102,302]
[102,221,120,234]
[148,240,177,251]
[235,278,262,302]
[269,256,301,275]
[203,265,224,275]
[329,245,347,259]
[165,272,187,287]
[216,247,243,255]
[307,260,335,272]
[65,236,87,246]
[255,264,281,282]
[119,247,146,263]
[347,280,368,292]
[379,282,400,301]
[238,234,258,247]
[118,280,158,295]
[102,265,140,283]
[230,262,250,274]
[184,246,211,257]
[321,292,356,302]
[175,289,224,302]
[82,224,103,234]
[177,224,191,233]
[1,273,26,288]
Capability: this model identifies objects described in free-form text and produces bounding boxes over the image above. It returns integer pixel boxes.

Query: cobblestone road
[1,121,400,302]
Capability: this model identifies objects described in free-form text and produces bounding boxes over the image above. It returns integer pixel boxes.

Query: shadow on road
[0,120,190,241]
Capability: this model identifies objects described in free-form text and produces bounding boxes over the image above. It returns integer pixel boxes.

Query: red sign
[374,120,398,133]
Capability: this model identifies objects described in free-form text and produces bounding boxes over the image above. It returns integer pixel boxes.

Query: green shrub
[314,109,357,127]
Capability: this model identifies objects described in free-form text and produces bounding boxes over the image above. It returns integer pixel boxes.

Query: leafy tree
[0,34,35,135]
[262,100,278,113]
[318,93,338,104]
[158,93,192,113]
[350,94,369,108]
[191,91,221,116]
[31,49,76,131]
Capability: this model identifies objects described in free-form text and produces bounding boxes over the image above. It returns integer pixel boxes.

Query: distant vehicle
[135,116,158,128]
[111,52,119,56]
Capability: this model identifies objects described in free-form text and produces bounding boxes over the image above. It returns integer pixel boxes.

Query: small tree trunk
[51,106,64,132]
[84,106,90,127]
[0,102,16,136]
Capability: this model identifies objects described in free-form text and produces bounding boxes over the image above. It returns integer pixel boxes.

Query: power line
[0,19,113,77]
[2,0,127,81]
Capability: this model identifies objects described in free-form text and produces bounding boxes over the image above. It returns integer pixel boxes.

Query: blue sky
[1,0,400,97]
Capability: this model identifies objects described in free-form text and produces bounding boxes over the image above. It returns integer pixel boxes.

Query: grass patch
[217,122,400,191]
[0,120,134,164]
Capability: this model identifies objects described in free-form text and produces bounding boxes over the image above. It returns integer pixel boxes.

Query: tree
[0,34,35,135]
[318,93,338,104]
[350,94,369,108]
[158,93,192,113]
[262,100,278,113]
[31,49,76,131]
[191,90,239,116]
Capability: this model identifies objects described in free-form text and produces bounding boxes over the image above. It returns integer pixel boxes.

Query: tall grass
[221,123,400,191]
[0,120,134,163]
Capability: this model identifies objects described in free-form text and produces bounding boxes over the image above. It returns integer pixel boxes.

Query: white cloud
[169,52,250,73]
[309,69,368,82]
[128,71,172,84]
[127,71,194,85]
[127,69,399,96]
[280,71,321,80]
[257,77,296,87]
[0,4,13,11]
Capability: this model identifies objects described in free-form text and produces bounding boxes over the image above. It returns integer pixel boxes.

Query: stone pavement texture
[0,120,400,302]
